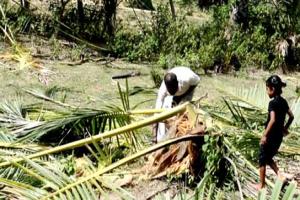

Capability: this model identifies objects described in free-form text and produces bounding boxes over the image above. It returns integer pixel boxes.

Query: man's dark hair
[266,75,286,95]
[164,72,178,95]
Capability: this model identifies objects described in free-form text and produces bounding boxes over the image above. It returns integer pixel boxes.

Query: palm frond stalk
[0,102,189,168]
[42,134,204,199]
[290,97,300,127]
[0,98,135,144]
[258,179,299,200]
[0,134,205,200]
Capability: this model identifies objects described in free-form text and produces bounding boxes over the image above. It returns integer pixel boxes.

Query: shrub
[110,0,300,71]
[127,0,154,10]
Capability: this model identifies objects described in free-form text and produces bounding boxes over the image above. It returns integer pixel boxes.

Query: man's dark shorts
[259,137,282,167]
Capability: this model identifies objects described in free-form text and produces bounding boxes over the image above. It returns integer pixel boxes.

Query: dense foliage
[112,0,300,72]
[1,0,299,71]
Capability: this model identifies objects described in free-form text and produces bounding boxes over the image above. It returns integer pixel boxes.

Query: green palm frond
[0,158,100,200]
[203,99,265,130]
[258,179,299,200]
[218,83,269,110]
[0,3,16,46]
[219,96,300,154]
[0,177,47,199]
[0,102,188,168]
[0,164,28,184]
[150,68,163,89]
[0,141,48,152]
[290,98,300,127]
[0,131,48,163]
[8,79,142,145]
[42,134,202,199]
[0,99,24,117]
[0,131,47,185]
[282,181,298,200]
[24,89,75,108]
[0,100,133,144]
[224,137,274,196]
[220,83,300,129]
[223,97,251,129]
[1,153,135,199]
[0,134,202,200]
[194,170,213,200]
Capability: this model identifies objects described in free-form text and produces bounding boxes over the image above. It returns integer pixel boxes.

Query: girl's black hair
[266,75,286,95]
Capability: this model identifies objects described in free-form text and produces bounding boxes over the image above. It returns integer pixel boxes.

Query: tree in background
[198,0,228,8]
[103,0,117,39]
[77,0,84,31]
[128,0,154,10]
[169,0,176,20]
[230,0,248,29]
[20,0,29,9]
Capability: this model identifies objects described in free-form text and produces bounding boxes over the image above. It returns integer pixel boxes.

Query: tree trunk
[77,0,84,31]
[230,0,249,29]
[129,0,154,10]
[53,0,70,37]
[20,0,29,9]
[169,0,176,20]
[103,0,117,39]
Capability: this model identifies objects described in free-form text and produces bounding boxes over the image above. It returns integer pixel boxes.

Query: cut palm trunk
[147,112,206,178]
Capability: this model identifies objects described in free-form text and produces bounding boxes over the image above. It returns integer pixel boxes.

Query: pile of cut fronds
[0,95,201,199]
[146,112,207,178]
[0,3,52,85]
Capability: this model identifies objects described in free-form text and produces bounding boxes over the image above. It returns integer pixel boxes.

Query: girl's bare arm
[261,111,275,144]
[285,109,294,130]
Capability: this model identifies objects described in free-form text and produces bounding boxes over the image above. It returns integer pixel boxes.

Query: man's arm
[260,111,275,145]
[153,82,168,143]
[155,82,167,109]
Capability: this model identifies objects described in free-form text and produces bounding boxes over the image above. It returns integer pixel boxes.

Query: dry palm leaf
[0,45,53,85]
[147,112,206,178]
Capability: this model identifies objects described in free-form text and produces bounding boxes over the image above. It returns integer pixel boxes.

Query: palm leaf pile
[0,3,52,84]
[0,79,299,200]
[146,112,207,178]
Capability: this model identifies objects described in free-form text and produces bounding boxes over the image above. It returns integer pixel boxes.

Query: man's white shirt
[155,66,200,109]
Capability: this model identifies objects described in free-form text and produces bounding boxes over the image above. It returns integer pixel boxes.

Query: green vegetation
[111,0,300,71]
[1,0,299,71]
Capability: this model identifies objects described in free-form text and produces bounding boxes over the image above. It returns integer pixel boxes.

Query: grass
[0,57,155,108]
[1,45,299,110]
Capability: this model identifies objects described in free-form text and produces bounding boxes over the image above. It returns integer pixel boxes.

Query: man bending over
[153,66,200,142]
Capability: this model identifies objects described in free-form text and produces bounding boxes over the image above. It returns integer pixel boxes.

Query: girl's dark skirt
[259,136,282,167]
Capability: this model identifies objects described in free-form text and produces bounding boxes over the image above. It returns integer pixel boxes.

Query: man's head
[164,72,178,95]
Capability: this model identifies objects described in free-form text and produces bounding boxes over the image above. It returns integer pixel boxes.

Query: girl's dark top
[265,95,289,141]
